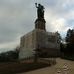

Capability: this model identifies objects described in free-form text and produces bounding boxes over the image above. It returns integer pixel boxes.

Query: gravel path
[19,58,74,74]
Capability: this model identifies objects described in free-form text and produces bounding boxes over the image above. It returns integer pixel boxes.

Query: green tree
[65,29,74,54]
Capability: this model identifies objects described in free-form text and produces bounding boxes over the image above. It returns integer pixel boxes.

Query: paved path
[19,58,74,74]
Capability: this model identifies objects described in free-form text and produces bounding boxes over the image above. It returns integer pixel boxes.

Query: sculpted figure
[35,3,44,18]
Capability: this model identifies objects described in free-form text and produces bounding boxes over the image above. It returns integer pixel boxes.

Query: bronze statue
[35,3,45,19]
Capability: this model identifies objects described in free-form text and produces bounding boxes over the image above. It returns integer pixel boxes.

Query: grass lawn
[0,59,50,74]
[61,55,74,61]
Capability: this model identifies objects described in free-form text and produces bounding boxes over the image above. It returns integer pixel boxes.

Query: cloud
[0,38,20,53]
[45,9,66,32]
[0,0,74,52]
[44,0,74,37]
[0,0,35,51]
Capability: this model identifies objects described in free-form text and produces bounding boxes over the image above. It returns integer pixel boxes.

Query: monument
[35,3,46,30]
[19,3,60,59]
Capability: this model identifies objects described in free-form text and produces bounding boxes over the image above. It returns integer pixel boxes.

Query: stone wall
[35,29,60,49]
[19,29,60,59]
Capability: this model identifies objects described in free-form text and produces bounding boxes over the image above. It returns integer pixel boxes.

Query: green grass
[61,55,74,61]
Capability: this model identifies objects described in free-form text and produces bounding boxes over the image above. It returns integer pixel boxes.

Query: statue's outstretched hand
[35,3,37,7]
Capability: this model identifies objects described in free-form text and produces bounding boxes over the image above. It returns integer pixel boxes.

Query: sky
[0,0,74,52]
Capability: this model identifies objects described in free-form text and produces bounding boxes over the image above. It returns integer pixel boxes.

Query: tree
[66,29,74,43]
[65,29,74,54]
[14,46,20,59]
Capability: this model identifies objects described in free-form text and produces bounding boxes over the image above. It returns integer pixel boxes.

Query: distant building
[19,3,60,59]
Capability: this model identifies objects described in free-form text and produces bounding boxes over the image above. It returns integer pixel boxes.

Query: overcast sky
[0,0,74,52]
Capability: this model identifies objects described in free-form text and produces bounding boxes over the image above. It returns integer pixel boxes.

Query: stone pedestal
[35,18,46,31]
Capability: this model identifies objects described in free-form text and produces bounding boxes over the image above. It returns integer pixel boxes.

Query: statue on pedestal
[35,3,46,30]
[35,3,45,19]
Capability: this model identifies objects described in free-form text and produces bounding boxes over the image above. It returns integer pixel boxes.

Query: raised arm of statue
[35,3,38,8]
